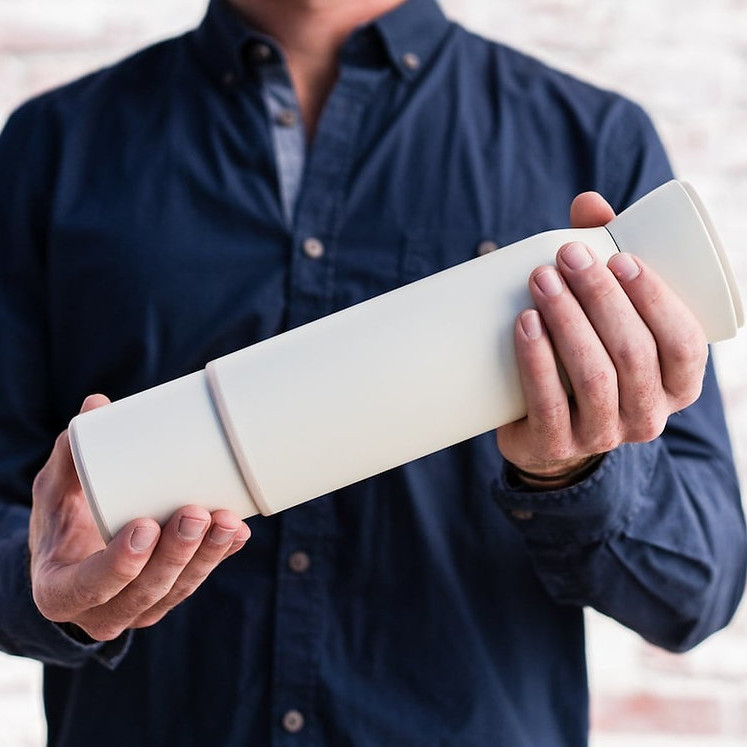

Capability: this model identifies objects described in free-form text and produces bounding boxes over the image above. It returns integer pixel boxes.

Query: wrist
[508,453,605,491]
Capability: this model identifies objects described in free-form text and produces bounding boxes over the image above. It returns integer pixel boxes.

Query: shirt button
[275,109,298,127]
[288,551,311,574]
[402,52,420,71]
[250,43,273,62]
[282,709,305,734]
[302,237,325,259]
[511,509,534,520]
[477,240,499,256]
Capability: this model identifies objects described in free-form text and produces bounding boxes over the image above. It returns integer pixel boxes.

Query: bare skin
[497,193,708,481]
[28,2,709,642]
[227,0,405,137]
[30,395,251,641]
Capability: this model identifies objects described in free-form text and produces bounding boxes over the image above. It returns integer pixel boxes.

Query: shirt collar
[191,0,275,87]
[369,0,452,78]
[191,0,452,85]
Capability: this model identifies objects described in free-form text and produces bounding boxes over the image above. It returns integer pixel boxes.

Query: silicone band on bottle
[204,362,273,517]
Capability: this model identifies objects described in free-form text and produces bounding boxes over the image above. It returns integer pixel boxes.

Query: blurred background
[0,0,745,744]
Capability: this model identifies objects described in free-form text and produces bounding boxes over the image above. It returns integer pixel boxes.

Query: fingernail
[519,309,542,340]
[534,268,563,296]
[130,525,159,552]
[561,242,593,270]
[209,525,236,546]
[608,253,641,282]
[178,517,208,541]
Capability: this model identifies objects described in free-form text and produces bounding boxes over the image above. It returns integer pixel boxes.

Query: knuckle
[164,565,209,605]
[616,337,656,376]
[225,538,249,557]
[55,429,69,448]
[663,338,707,411]
[32,590,59,622]
[667,339,692,367]
[107,553,145,585]
[158,544,199,569]
[579,366,617,400]
[52,430,69,456]
[133,606,173,630]
[540,441,575,465]
[193,538,226,562]
[532,399,568,427]
[626,407,669,443]
[84,621,124,642]
[641,285,666,316]
[580,417,620,454]
[170,575,201,601]
[686,376,705,405]
[587,432,620,455]
[128,587,163,611]
[668,328,707,368]
[577,412,621,455]
[533,425,568,461]
[586,275,619,306]
[31,468,49,498]
[72,576,109,609]
[672,379,705,411]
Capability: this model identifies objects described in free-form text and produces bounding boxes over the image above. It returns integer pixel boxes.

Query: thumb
[64,392,111,489]
[36,394,112,501]
[79,393,111,414]
[570,191,616,228]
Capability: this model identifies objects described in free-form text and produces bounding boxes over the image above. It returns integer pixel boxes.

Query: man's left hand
[496,191,708,482]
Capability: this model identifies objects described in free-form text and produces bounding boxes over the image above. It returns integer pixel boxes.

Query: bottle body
[206,228,618,515]
[69,181,743,538]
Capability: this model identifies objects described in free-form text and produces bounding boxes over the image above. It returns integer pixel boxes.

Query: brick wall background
[0,1,745,745]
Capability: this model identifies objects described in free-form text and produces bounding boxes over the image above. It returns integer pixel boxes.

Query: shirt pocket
[401,228,503,284]
[331,229,501,312]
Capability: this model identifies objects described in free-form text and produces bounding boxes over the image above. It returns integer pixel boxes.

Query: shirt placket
[258,60,307,227]
[265,60,388,746]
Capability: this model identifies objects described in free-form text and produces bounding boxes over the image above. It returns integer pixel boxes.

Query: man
[0,0,744,744]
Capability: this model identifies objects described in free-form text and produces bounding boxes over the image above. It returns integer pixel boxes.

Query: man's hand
[497,192,708,482]
[29,395,251,642]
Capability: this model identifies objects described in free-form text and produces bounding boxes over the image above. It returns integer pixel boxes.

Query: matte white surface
[606,181,742,341]
[207,227,619,514]
[69,181,744,533]
[69,371,258,540]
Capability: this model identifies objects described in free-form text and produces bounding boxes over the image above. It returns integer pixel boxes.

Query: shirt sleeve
[0,100,131,669]
[492,101,747,653]
[0,503,131,669]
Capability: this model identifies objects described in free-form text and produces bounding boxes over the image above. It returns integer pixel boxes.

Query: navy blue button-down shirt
[0,1,744,745]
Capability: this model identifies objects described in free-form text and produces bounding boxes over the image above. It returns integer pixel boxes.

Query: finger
[35,518,160,622]
[80,393,111,413]
[62,393,110,488]
[570,192,616,228]
[221,533,251,560]
[94,506,211,627]
[208,512,251,555]
[164,510,250,593]
[556,243,669,442]
[129,512,251,629]
[608,253,708,410]
[34,393,112,506]
[529,263,621,454]
[497,309,573,471]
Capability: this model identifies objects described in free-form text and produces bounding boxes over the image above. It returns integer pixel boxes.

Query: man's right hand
[29,394,251,642]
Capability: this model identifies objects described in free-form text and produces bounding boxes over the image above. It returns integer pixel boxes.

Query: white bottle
[69,181,743,540]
